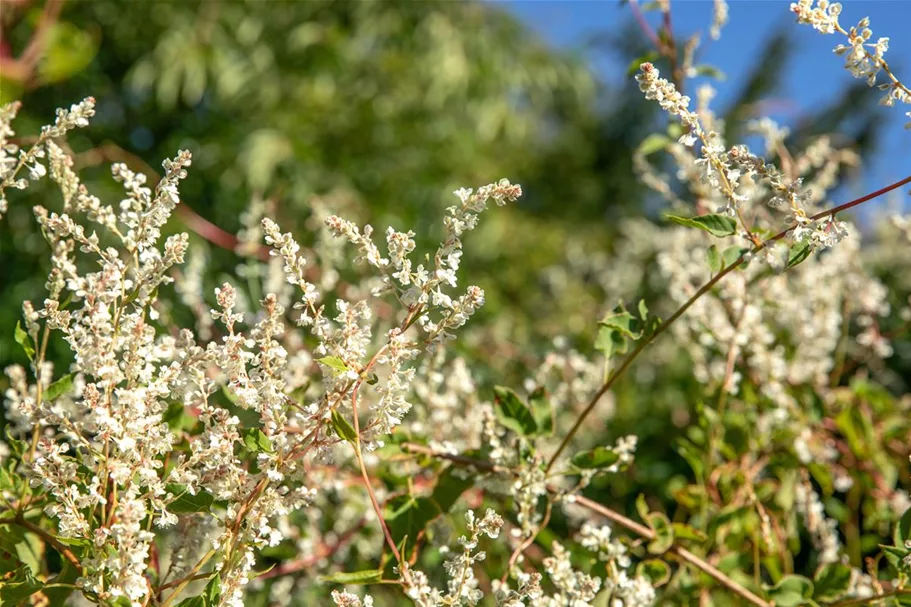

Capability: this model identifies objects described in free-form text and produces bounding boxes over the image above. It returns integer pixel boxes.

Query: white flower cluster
[1,97,524,606]
[1,98,95,218]
[792,0,911,127]
[346,509,504,607]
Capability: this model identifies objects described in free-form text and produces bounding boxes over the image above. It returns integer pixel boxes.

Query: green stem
[544,173,911,473]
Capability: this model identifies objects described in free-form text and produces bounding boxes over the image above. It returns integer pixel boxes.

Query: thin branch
[827,588,911,607]
[401,443,771,607]
[628,0,661,49]
[573,494,770,607]
[0,513,83,572]
[0,0,66,85]
[75,143,274,260]
[545,173,911,472]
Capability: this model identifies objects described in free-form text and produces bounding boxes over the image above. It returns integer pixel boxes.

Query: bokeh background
[4,0,908,360]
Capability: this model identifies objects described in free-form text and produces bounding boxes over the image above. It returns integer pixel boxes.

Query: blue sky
[503,0,910,215]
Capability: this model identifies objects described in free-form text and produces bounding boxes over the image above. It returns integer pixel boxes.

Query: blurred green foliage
[1,0,887,364]
[0,0,656,363]
[1,0,898,522]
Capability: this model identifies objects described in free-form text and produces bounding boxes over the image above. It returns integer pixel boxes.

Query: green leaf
[693,64,726,80]
[204,573,221,605]
[174,597,206,607]
[600,304,643,341]
[672,522,707,543]
[331,410,358,443]
[707,245,721,274]
[163,400,195,431]
[595,302,646,361]
[44,374,74,402]
[666,213,738,237]
[493,386,537,436]
[882,544,907,571]
[813,563,851,601]
[636,494,650,522]
[722,246,747,269]
[767,575,814,607]
[250,564,277,580]
[0,565,44,605]
[166,484,215,514]
[636,559,671,586]
[385,495,441,545]
[646,512,674,554]
[4,429,28,459]
[571,446,620,470]
[786,241,812,269]
[528,387,553,436]
[636,133,670,157]
[317,356,350,375]
[895,506,911,546]
[241,428,274,453]
[0,526,43,575]
[320,569,384,584]
[39,22,99,85]
[430,467,474,513]
[14,321,35,360]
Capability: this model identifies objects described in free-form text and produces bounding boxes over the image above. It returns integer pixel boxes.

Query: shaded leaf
[626,51,660,77]
[595,302,644,361]
[571,446,620,470]
[666,213,738,237]
[320,569,384,585]
[637,559,671,586]
[693,64,726,80]
[646,512,674,554]
[317,356,350,375]
[0,565,44,605]
[895,507,911,546]
[166,484,215,514]
[636,133,670,156]
[813,563,851,601]
[44,374,74,402]
[385,495,441,545]
[707,245,721,274]
[767,575,814,607]
[331,410,358,443]
[672,522,707,543]
[431,468,474,513]
[529,387,554,436]
[786,241,812,269]
[204,574,221,605]
[14,321,35,360]
[39,22,99,85]
[722,246,746,269]
[242,428,274,454]
[493,386,537,436]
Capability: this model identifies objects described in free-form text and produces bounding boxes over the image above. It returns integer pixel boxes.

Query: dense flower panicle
[635,63,699,133]
[793,1,911,119]
[113,149,192,252]
[0,101,23,217]
[3,1,911,604]
[790,0,842,34]
[43,96,97,137]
